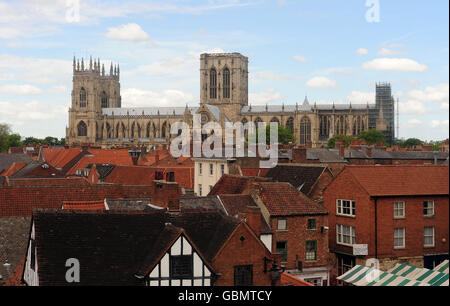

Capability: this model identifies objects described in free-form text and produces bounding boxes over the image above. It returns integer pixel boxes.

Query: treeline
[0,123,65,152]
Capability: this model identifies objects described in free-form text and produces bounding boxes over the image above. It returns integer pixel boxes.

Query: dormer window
[170,255,193,279]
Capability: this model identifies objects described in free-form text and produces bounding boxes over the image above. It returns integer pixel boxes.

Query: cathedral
[66,53,394,148]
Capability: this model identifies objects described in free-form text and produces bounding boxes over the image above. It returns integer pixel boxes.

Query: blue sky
[0,0,448,140]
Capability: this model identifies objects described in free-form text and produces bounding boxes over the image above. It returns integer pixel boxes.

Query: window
[170,255,193,279]
[305,278,322,286]
[198,184,203,196]
[424,227,435,247]
[336,225,356,246]
[234,265,253,286]
[394,228,405,249]
[306,241,317,262]
[209,164,214,176]
[276,241,288,262]
[79,88,87,107]
[394,201,405,219]
[424,201,435,217]
[223,68,230,99]
[299,117,311,145]
[307,219,316,230]
[210,68,217,99]
[209,185,213,192]
[220,164,225,176]
[286,117,294,134]
[101,91,108,108]
[337,200,356,217]
[77,121,87,137]
[199,163,203,175]
[277,219,287,231]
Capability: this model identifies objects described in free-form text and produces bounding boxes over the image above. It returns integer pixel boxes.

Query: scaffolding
[368,83,395,145]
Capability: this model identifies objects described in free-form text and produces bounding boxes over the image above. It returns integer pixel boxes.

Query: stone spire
[89,56,93,71]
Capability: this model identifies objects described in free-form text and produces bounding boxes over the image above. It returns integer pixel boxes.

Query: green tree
[43,136,59,146]
[23,137,42,145]
[6,134,23,149]
[402,138,424,148]
[328,135,356,149]
[358,130,385,145]
[0,123,12,152]
[248,125,295,145]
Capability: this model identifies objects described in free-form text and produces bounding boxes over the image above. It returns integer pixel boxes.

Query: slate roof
[180,196,226,214]
[30,210,239,285]
[1,162,27,176]
[345,165,449,196]
[0,217,31,286]
[208,175,272,196]
[10,161,64,178]
[106,199,165,211]
[339,149,449,160]
[265,165,327,194]
[0,154,32,174]
[305,149,347,163]
[252,182,328,216]
[90,164,116,180]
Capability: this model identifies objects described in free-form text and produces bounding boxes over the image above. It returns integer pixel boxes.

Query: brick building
[323,165,449,285]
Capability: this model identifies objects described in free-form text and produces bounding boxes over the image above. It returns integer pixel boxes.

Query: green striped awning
[388,262,449,286]
[434,260,449,274]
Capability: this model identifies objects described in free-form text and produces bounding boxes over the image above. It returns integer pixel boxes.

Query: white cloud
[106,23,150,41]
[378,48,404,56]
[441,103,449,111]
[306,76,337,88]
[407,119,422,127]
[430,120,449,128]
[347,91,375,104]
[407,84,449,103]
[0,84,42,95]
[362,58,428,72]
[0,100,67,121]
[131,56,196,78]
[249,89,283,105]
[122,88,195,108]
[398,100,429,115]
[293,55,307,63]
[356,48,368,56]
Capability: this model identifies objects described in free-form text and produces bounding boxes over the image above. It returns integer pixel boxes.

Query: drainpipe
[433,151,439,165]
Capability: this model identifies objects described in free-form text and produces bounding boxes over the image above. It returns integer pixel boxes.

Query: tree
[328,135,356,149]
[43,136,59,146]
[358,130,385,145]
[23,137,42,146]
[0,123,12,152]
[401,138,424,148]
[248,125,295,145]
[6,134,23,149]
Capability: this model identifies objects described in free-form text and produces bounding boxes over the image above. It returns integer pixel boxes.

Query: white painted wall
[23,223,39,286]
[194,159,229,196]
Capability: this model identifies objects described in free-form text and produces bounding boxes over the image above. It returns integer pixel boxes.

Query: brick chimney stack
[339,145,345,158]
[151,180,181,210]
[366,146,373,157]
[292,147,307,163]
[245,206,262,237]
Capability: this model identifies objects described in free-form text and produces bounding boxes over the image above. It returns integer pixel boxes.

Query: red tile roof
[3,257,25,287]
[241,168,270,177]
[1,162,27,176]
[253,182,328,216]
[218,194,258,217]
[280,272,314,286]
[5,177,90,187]
[68,149,134,175]
[345,165,449,196]
[62,200,106,210]
[43,148,82,169]
[208,175,272,196]
[103,166,155,186]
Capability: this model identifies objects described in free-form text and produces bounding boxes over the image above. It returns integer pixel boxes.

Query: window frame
[394,227,405,249]
[394,201,406,219]
[307,219,317,230]
[423,200,435,217]
[277,219,287,231]
[199,163,203,175]
[170,255,193,279]
[424,226,435,248]
[305,240,317,262]
[276,241,288,263]
[209,163,214,176]
[234,265,253,286]
[336,199,356,217]
[336,224,356,246]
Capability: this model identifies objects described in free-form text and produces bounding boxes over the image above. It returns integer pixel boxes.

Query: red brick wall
[309,170,334,202]
[213,223,274,286]
[270,214,329,271]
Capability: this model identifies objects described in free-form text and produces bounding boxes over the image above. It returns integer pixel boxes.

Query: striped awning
[388,262,449,286]
[434,260,449,274]
[337,265,429,286]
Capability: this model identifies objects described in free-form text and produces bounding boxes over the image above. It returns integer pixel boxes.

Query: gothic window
[116,123,120,138]
[300,117,311,145]
[77,121,87,137]
[270,117,280,125]
[121,123,126,138]
[138,123,142,138]
[286,117,294,133]
[153,123,157,138]
[210,68,217,99]
[131,122,135,139]
[80,88,87,107]
[320,116,330,137]
[223,68,230,99]
[101,91,108,108]
[106,123,111,138]
[146,122,151,138]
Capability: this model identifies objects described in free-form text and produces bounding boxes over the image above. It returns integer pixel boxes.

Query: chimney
[305,140,313,149]
[375,141,386,151]
[292,147,307,163]
[350,140,361,150]
[422,144,432,152]
[151,180,181,210]
[339,145,345,158]
[335,139,344,150]
[366,146,373,158]
[131,156,138,166]
[245,206,262,237]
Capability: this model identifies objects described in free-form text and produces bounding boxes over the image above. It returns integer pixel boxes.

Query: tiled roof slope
[208,175,272,196]
[265,165,326,194]
[62,201,106,210]
[10,161,64,178]
[0,185,151,217]
[5,177,90,187]
[253,182,328,216]
[31,210,239,285]
[0,217,31,286]
[43,148,82,169]
[67,149,133,175]
[0,154,32,174]
[1,162,27,177]
[345,165,449,196]
[103,166,155,186]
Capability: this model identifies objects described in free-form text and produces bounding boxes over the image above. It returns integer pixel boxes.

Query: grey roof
[241,102,375,114]
[306,149,347,163]
[315,103,375,111]
[102,107,198,117]
[0,154,32,174]
[0,217,31,285]
[340,149,450,160]
[180,196,227,214]
[241,105,297,114]
[105,198,165,211]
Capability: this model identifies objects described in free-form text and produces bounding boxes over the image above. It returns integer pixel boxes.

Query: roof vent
[42,164,49,169]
